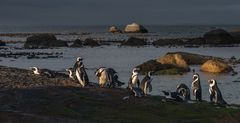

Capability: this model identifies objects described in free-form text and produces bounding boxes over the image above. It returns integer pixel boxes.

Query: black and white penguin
[95,67,109,87]
[74,57,89,87]
[176,83,191,101]
[95,67,124,88]
[128,68,140,89]
[107,68,124,87]
[30,67,54,77]
[65,68,75,80]
[208,79,227,105]
[140,71,153,95]
[162,91,184,102]
[191,73,202,101]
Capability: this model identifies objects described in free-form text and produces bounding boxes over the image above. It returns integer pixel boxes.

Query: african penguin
[30,67,54,78]
[95,67,109,87]
[162,91,184,102]
[75,58,89,87]
[191,73,202,101]
[66,68,75,80]
[128,85,144,98]
[176,83,191,101]
[140,71,153,96]
[208,79,227,105]
[128,68,140,89]
[95,67,124,88]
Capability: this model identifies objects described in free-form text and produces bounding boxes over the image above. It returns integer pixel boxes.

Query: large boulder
[109,26,122,33]
[157,53,190,71]
[70,39,83,47]
[163,52,223,65]
[24,34,68,49]
[124,23,148,33]
[0,40,6,46]
[136,52,228,75]
[203,29,234,44]
[121,37,147,46]
[201,60,233,73]
[83,38,100,47]
[136,60,189,75]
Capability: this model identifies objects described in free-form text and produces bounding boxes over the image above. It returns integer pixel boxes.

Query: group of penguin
[30,57,227,105]
[162,73,227,105]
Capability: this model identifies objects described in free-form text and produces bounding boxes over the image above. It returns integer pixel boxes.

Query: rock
[0,40,6,46]
[70,39,83,47]
[152,38,184,46]
[136,60,189,75]
[109,26,122,33]
[136,52,228,75]
[157,53,190,71]
[124,23,148,33]
[163,52,224,65]
[121,37,147,46]
[230,32,240,43]
[203,29,234,44]
[201,60,233,73]
[184,38,206,45]
[24,34,68,49]
[83,38,100,47]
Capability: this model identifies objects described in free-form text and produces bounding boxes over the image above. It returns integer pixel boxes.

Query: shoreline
[0,65,240,123]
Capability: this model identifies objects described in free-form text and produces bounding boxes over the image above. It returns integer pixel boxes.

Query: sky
[0,0,240,26]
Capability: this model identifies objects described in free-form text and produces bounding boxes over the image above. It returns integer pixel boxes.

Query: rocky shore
[1,28,240,49]
[0,65,240,123]
[137,52,238,75]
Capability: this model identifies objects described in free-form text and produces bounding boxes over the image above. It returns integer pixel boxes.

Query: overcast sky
[0,0,240,26]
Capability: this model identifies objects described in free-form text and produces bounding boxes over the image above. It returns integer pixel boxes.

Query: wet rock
[164,52,224,65]
[83,38,100,47]
[203,29,234,44]
[137,52,228,75]
[0,40,6,46]
[109,26,122,33]
[124,23,148,33]
[230,32,240,43]
[121,37,147,46]
[136,60,189,75]
[0,51,63,59]
[184,37,206,45]
[24,34,68,49]
[157,53,190,71]
[201,60,233,73]
[70,39,83,47]
[152,38,184,46]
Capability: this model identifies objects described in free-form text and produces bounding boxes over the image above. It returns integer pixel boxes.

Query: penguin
[107,68,124,87]
[128,68,140,89]
[191,73,202,101]
[95,67,124,88]
[75,58,89,87]
[128,85,144,97]
[162,91,184,102]
[176,83,191,101]
[65,68,75,80]
[95,67,109,87]
[208,79,227,105]
[73,57,83,72]
[30,67,54,77]
[140,71,153,96]
[30,67,40,75]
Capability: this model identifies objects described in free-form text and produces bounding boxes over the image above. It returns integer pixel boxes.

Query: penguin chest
[99,71,109,85]
[131,76,138,86]
[76,69,85,86]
